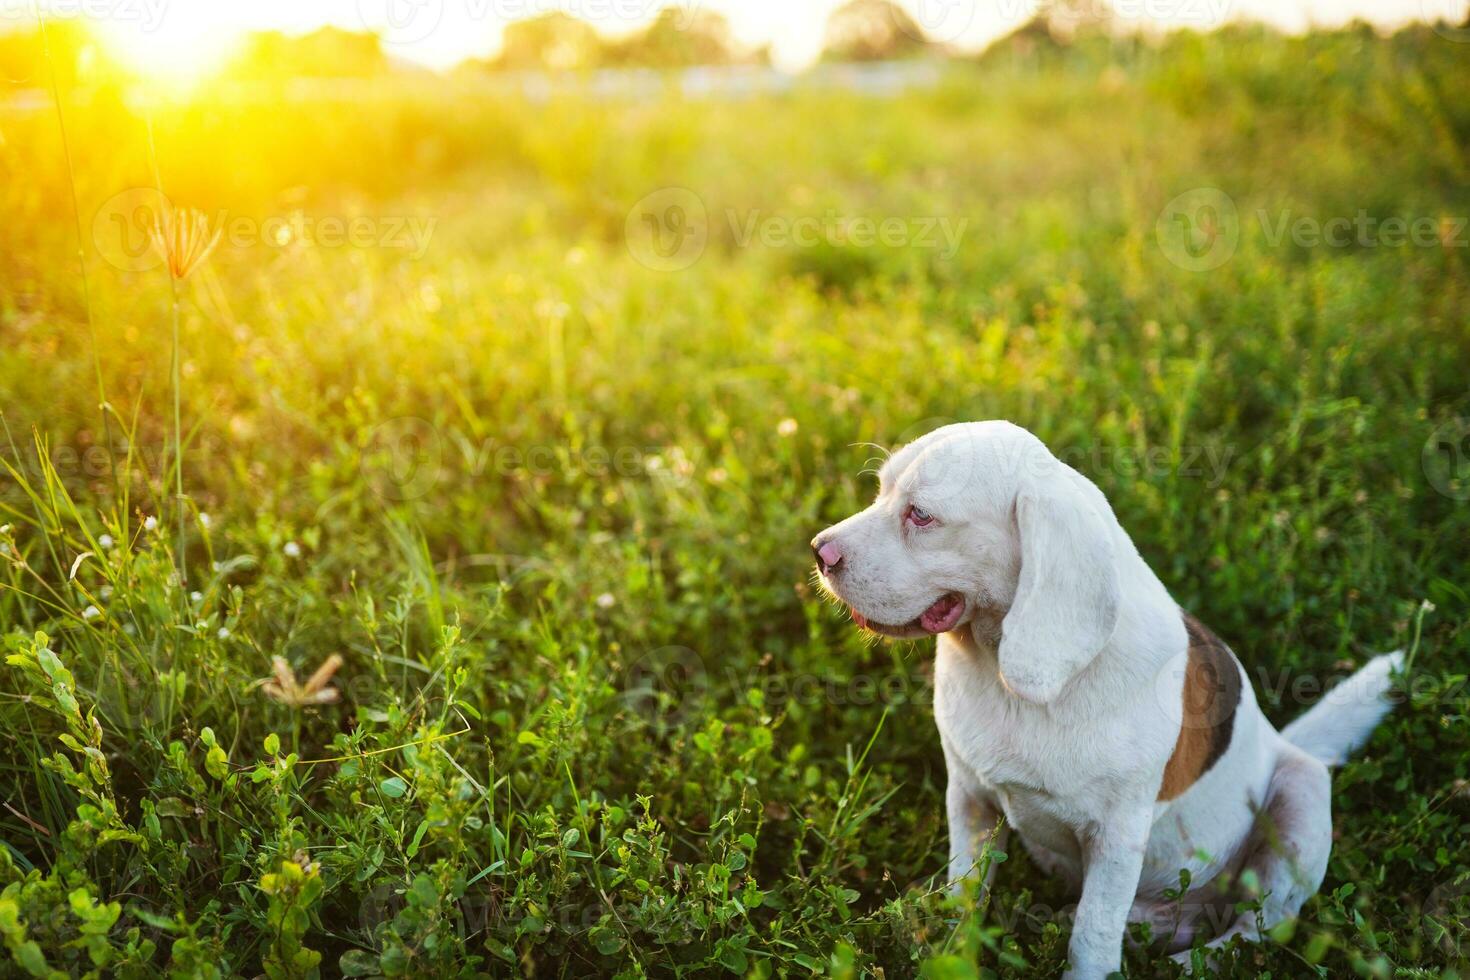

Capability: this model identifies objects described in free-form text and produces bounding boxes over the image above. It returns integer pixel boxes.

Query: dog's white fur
[812,421,1401,979]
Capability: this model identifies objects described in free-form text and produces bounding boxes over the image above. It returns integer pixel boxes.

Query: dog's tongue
[919,593,964,633]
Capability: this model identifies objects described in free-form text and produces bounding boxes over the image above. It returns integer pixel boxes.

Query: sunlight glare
[97,5,242,85]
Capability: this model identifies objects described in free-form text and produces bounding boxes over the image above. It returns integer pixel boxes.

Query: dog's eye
[907,505,934,527]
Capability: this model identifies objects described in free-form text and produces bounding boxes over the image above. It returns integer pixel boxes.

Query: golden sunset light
[2,0,1467,975]
[19,0,1465,77]
[94,6,242,83]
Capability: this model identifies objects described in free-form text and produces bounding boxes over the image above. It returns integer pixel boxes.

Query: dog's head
[811,421,1123,703]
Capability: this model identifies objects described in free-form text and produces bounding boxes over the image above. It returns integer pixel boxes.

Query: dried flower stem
[146,120,220,593]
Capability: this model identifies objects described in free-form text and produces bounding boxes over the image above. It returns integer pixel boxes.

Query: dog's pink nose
[813,538,843,574]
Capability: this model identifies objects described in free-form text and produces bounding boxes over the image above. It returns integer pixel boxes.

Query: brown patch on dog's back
[1158,613,1242,801]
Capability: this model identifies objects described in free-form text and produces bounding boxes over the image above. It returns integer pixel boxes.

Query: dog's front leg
[1064,807,1152,980]
[945,777,1003,894]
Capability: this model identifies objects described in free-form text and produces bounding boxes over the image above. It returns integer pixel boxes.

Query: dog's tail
[1281,650,1404,766]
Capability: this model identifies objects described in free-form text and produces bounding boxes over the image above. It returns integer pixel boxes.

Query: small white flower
[98,534,115,549]
[283,541,301,558]
[191,591,204,603]
[217,626,231,640]
[199,513,211,528]
[82,605,100,620]
[596,592,616,609]
[777,418,799,437]
[143,516,158,531]
[100,586,113,600]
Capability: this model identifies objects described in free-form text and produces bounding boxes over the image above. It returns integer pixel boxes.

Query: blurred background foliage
[0,1,1468,977]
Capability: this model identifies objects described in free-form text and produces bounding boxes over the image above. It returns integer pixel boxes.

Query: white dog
[811,421,1401,979]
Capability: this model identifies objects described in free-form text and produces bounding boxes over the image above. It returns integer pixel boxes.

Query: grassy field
[1,23,1468,979]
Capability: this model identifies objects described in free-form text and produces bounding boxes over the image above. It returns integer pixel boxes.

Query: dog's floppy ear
[997,468,1121,704]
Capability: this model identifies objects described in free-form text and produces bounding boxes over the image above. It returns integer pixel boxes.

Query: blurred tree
[602,9,758,67]
[1040,0,1115,42]
[977,0,1119,71]
[820,0,933,62]
[497,13,603,71]
[0,20,121,90]
[229,28,388,81]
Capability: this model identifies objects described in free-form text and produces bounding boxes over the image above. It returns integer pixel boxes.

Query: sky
[11,0,1468,77]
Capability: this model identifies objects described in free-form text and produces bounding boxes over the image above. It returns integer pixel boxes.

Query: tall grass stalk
[146,115,188,592]
[31,2,118,502]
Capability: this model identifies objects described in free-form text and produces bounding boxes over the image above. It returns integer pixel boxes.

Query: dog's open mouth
[848,592,965,637]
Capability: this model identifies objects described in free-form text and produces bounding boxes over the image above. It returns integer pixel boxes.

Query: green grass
[1,23,1468,979]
